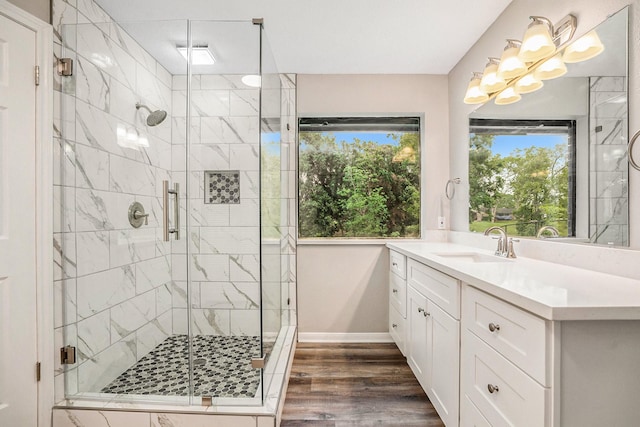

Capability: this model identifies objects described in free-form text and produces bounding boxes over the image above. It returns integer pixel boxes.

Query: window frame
[297,115,424,241]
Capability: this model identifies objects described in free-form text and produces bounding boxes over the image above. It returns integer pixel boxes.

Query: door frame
[0,2,53,427]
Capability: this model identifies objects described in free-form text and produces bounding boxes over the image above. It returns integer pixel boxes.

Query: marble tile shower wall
[280,74,297,329]
[52,0,174,400]
[589,76,628,246]
[170,74,264,337]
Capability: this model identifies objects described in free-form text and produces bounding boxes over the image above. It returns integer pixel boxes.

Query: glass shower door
[55,18,192,403]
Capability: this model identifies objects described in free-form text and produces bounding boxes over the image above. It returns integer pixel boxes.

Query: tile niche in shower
[205,170,241,204]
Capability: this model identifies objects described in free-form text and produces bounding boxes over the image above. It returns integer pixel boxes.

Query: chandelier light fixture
[464,13,605,106]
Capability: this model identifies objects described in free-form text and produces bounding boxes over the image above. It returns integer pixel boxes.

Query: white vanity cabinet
[461,285,550,426]
[388,250,407,354]
[388,242,640,427]
[406,259,460,427]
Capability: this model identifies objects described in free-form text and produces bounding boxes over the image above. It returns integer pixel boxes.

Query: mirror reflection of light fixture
[241,74,262,88]
[497,40,527,79]
[480,58,506,93]
[519,16,556,63]
[176,44,216,65]
[463,72,489,104]
[563,30,605,63]
[515,73,544,94]
[494,87,521,105]
[392,146,417,163]
[534,53,568,80]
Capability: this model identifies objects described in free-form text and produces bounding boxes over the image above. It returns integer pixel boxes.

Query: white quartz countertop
[387,241,640,321]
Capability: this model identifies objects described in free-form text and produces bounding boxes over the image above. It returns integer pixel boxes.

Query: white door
[406,286,428,390]
[427,301,460,427]
[0,12,39,427]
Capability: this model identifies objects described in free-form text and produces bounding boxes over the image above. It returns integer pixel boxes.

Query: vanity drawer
[389,271,407,318]
[407,259,460,319]
[389,304,405,356]
[461,330,549,427]
[460,394,491,427]
[463,285,548,385]
[389,250,406,279]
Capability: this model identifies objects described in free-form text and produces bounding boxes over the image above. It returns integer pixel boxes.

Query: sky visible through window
[490,134,567,156]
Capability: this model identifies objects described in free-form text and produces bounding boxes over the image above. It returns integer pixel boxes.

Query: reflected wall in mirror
[468,6,628,246]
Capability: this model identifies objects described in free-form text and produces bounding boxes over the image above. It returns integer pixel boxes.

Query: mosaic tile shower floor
[101,335,261,397]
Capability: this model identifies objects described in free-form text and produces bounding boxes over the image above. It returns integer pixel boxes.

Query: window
[298,117,421,238]
[468,119,576,238]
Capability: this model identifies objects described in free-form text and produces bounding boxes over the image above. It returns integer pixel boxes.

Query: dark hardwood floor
[280,343,445,426]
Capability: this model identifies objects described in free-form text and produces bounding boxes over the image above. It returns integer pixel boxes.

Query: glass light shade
[563,30,605,63]
[534,54,567,80]
[515,73,544,94]
[495,87,521,105]
[497,42,527,79]
[519,19,556,63]
[464,75,489,104]
[480,59,506,93]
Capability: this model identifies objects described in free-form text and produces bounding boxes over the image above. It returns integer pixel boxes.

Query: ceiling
[95,0,512,75]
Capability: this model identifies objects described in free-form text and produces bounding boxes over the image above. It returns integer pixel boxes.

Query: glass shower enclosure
[54,15,293,406]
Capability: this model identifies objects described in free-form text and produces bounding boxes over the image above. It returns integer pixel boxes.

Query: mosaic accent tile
[101,335,260,397]
[205,171,240,204]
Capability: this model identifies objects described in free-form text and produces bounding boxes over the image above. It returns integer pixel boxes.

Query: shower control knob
[128,201,149,228]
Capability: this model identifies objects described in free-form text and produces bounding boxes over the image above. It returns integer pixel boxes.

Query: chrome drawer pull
[488,323,501,332]
[392,289,398,294]
[487,384,499,394]
[418,307,430,317]
[392,262,398,267]
[392,323,398,329]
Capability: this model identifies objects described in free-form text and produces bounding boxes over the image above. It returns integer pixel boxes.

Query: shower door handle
[163,180,180,241]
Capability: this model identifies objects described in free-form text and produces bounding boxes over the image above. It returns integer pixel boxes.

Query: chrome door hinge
[60,346,76,365]
[57,58,73,77]
[34,65,40,86]
[251,356,266,369]
[36,362,41,381]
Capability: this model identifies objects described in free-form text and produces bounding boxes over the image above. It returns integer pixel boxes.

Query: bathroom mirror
[468,6,629,246]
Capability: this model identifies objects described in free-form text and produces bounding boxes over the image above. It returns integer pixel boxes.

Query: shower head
[136,102,167,127]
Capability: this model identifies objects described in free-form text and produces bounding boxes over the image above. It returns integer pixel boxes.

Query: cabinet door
[427,301,460,427]
[407,285,429,390]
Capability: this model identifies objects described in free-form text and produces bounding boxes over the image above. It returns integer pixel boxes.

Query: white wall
[297,74,449,334]
[8,0,49,22]
[297,244,389,333]
[448,0,640,248]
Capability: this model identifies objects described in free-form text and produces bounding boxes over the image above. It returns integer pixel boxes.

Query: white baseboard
[297,332,393,343]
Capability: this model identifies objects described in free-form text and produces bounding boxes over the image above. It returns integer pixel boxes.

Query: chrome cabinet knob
[488,384,499,394]
[392,323,398,329]
[488,323,501,332]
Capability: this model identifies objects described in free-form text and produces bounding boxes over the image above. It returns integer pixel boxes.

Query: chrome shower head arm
[135,102,152,114]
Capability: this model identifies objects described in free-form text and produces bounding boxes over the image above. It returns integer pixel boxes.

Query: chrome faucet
[536,225,560,239]
[484,226,518,258]
[484,226,507,256]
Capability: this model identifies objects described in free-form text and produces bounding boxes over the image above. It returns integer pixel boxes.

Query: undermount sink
[433,252,511,263]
